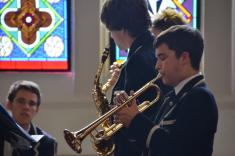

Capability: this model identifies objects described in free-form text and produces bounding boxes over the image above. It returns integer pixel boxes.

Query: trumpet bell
[63,129,82,153]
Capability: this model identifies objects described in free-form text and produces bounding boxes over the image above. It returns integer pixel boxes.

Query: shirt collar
[174,72,202,95]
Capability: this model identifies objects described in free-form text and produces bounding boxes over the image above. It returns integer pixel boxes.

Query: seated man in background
[1,80,57,156]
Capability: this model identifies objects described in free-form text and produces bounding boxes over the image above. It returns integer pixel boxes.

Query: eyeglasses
[14,98,38,107]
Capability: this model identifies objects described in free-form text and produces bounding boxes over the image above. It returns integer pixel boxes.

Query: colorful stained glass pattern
[147,0,199,28]
[0,0,69,71]
[115,0,199,63]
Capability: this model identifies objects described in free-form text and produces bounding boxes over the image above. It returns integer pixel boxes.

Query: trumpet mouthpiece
[156,73,162,79]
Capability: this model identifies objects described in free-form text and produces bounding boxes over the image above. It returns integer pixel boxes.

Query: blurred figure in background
[151,8,188,36]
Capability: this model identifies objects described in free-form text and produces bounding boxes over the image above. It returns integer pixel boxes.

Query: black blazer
[11,123,58,156]
[0,104,36,156]
[28,123,57,156]
[111,31,170,119]
[111,31,171,156]
[0,119,57,156]
[0,123,57,156]
[127,75,218,156]
[111,31,157,102]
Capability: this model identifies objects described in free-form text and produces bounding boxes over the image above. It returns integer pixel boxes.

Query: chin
[161,76,166,84]
[163,80,169,86]
[162,78,172,86]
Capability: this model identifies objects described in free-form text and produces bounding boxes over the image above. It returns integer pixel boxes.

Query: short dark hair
[100,0,151,38]
[154,25,204,70]
[7,80,41,106]
[152,8,187,31]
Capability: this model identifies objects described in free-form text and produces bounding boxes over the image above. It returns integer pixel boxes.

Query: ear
[35,106,40,114]
[179,51,190,65]
[5,100,13,110]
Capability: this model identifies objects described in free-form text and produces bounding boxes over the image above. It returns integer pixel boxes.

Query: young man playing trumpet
[114,25,218,156]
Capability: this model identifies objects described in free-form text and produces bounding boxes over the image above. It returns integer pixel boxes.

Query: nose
[23,102,31,109]
[155,60,161,71]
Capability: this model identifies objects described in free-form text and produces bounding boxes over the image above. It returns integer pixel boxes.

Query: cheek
[162,62,177,84]
[32,107,39,115]
[160,60,171,71]
[166,61,178,75]
[12,105,22,112]
[29,107,38,114]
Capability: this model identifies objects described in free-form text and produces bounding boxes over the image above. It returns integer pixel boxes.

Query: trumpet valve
[64,129,82,153]
[91,130,115,156]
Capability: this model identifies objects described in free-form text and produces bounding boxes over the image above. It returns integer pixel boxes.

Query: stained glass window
[112,0,200,64]
[0,0,70,71]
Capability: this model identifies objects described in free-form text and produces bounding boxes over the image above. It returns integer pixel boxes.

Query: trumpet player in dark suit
[114,25,218,156]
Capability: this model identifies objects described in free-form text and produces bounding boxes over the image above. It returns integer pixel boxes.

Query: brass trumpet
[63,74,161,155]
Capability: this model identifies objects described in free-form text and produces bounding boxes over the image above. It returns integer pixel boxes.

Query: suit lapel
[29,123,40,135]
[154,90,176,123]
[175,75,205,100]
[155,75,205,125]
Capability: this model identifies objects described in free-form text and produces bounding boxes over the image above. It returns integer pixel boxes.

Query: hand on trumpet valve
[113,90,139,127]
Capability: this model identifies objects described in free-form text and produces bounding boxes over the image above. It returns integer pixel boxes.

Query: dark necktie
[154,90,176,124]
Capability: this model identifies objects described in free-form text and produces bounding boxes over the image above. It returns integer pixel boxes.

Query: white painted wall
[203,0,235,156]
[0,0,234,155]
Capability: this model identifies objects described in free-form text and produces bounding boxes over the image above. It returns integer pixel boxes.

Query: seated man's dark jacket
[0,122,57,156]
[0,104,36,156]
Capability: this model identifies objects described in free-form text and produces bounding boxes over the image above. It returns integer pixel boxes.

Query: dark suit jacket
[127,75,218,156]
[11,124,57,156]
[0,104,36,156]
[111,31,171,156]
[28,123,57,156]
[0,122,57,156]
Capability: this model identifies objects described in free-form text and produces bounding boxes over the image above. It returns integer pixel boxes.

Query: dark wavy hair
[154,25,204,70]
[101,0,151,38]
